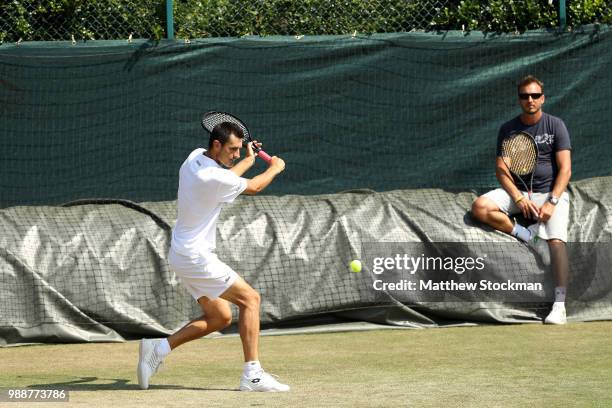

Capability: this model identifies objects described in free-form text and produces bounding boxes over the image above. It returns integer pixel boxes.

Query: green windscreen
[1,27,610,207]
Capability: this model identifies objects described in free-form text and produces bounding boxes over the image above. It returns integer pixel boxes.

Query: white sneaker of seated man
[544,303,567,325]
[240,370,290,392]
[138,338,164,390]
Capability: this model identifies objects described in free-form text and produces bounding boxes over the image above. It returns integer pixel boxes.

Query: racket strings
[501,134,537,176]
[202,112,251,142]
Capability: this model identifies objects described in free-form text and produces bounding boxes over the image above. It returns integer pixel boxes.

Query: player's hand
[245,141,255,158]
[246,140,262,159]
[269,156,285,173]
[538,201,555,222]
[518,199,539,220]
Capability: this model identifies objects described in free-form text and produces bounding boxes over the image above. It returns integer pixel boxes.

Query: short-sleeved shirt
[496,112,571,193]
[171,148,247,259]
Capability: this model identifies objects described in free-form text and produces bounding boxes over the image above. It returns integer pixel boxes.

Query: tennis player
[472,75,572,324]
[137,121,289,391]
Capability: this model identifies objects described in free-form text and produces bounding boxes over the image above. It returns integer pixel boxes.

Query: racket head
[201,111,253,146]
[500,131,538,177]
[201,111,271,163]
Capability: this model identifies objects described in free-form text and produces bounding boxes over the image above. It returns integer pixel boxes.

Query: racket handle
[257,150,272,163]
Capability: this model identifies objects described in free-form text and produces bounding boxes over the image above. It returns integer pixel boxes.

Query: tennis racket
[500,131,539,218]
[201,111,272,164]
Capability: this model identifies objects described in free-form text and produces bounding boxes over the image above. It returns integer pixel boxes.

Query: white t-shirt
[171,148,247,259]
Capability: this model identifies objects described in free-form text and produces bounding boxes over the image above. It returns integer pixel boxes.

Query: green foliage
[568,0,612,25]
[0,0,610,42]
[173,0,434,38]
[434,0,610,33]
[0,0,165,42]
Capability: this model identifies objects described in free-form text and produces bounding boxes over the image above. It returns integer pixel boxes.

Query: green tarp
[1,27,610,207]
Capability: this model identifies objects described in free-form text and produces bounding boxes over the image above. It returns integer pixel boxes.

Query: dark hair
[208,122,244,148]
[517,75,544,94]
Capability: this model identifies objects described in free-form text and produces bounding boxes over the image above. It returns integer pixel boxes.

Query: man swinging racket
[137,115,289,392]
[472,75,572,325]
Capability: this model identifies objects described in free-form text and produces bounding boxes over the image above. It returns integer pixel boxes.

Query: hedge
[1,0,610,42]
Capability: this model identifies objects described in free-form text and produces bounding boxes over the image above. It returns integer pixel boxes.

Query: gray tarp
[1,177,610,345]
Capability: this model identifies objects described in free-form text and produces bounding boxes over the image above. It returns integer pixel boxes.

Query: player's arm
[538,150,571,222]
[229,142,258,177]
[551,150,571,198]
[496,157,538,219]
[243,157,285,195]
[495,156,521,199]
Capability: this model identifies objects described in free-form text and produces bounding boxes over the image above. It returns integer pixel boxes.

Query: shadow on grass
[26,377,239,392]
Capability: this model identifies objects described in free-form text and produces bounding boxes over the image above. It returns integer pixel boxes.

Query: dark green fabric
[0,27,610,207]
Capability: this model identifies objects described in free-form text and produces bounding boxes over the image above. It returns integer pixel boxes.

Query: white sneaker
[137,338,164,389]
[544,303,567,325]
[240,371,290,392]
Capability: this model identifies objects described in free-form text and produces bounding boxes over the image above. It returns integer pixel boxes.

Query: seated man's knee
[548,239,566,249]
[471,197,490,221]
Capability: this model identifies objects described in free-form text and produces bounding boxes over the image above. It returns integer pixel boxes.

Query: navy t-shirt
[496,112,571,193]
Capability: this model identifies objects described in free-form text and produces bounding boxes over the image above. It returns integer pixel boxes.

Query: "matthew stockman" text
[373,279,543,291]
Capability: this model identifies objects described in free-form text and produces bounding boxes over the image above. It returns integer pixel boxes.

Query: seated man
[472,75,571,325]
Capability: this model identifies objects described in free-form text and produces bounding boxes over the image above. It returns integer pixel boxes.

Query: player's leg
[472,188,533,241]
[167,296,233,349]
[544,239,569,324]
[137,297,233,390]
[549,239,569,288]
[220,277,289,392]
[471,195,514,233]
[542,193,570,324]
[219,277,260,362]
[138,249,236,389]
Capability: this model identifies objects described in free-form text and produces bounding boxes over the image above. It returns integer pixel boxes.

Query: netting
[0,0,449,42]
[1,28,611,207]
[1,27,612,344]
[2,180,611,344]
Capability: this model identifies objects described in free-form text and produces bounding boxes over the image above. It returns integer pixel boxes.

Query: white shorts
[168,248,238,301]
[482,188,570,242]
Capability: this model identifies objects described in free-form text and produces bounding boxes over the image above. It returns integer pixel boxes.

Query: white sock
[243,361,262,378]
[554,287,567,303]
[511,223,532,242]
[154,338,171,359]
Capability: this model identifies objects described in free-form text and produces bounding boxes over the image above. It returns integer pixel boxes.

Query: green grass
[2,322,611,407]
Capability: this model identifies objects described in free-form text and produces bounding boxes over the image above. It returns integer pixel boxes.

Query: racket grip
[257,150,272,163]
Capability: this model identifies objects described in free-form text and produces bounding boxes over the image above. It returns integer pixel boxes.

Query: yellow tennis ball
[350,260,362,273]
